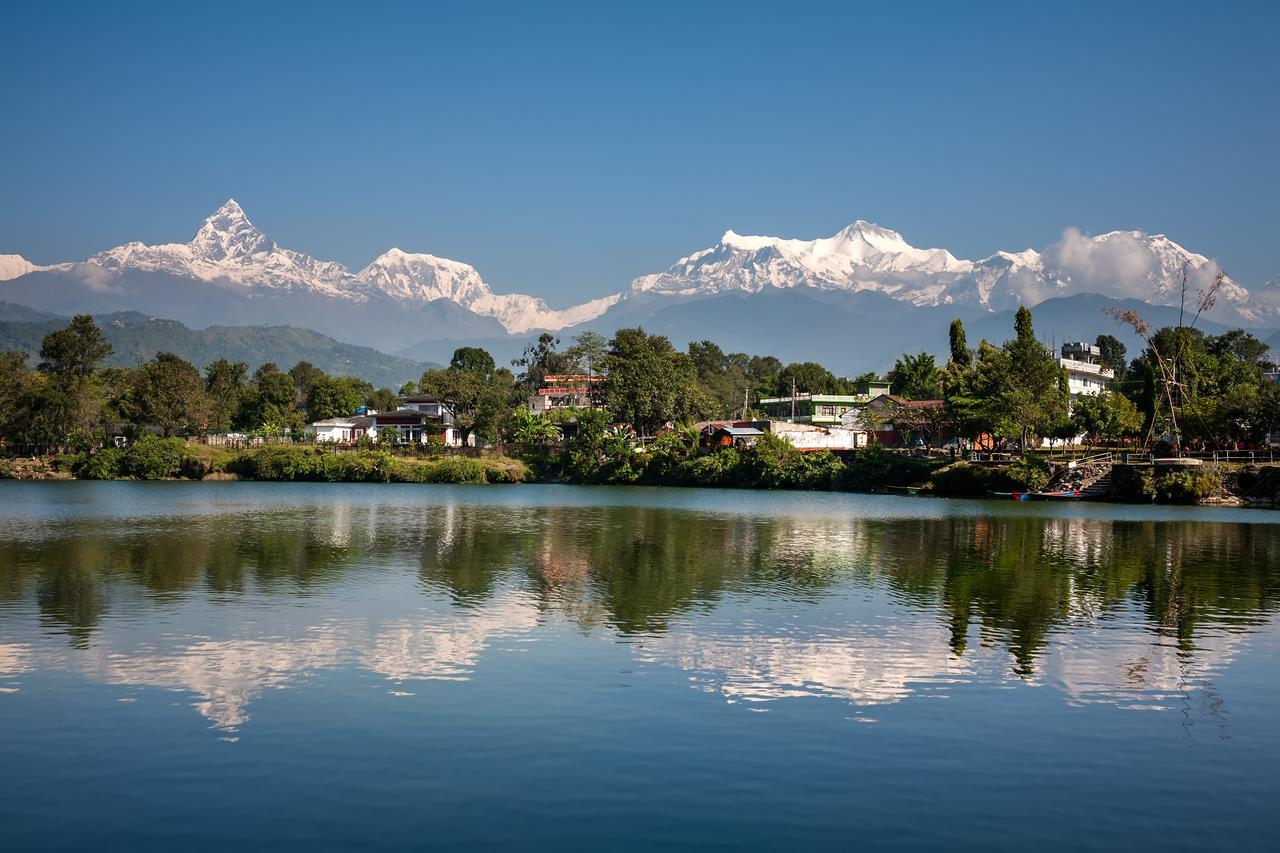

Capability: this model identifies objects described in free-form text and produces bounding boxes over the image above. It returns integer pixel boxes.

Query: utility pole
[741,387,750,421]
[790,376,797,422]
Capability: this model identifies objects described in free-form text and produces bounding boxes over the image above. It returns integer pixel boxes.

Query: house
[757,381,891,426]
[1059,342,1114,398]
[701,423,764,449]
[843,396,948,446]
[529,374,605,414]
[761,420,866,451]
[699,420,865,452]
[373,396,472,447]
[305,415,374,443]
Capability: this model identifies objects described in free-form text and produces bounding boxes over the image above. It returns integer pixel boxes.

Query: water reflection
[0,487,1276,730]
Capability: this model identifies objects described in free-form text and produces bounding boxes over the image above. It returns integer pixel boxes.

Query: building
[842,395,948,446]
[1059,342,1114,398]
[367,395,470,446]
[529,375,605,414]
[699,420,866,451]
[757,381,891,426]
[701,424,765,449]
[305,415,374,443]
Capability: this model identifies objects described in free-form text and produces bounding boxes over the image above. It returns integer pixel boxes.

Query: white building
[1059,342,1114,398]
[304,415,373,443]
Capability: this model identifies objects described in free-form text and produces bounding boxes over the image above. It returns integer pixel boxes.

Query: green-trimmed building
[758,381,891,425]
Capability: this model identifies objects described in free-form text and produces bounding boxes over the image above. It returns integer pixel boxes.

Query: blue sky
[3,0,1278,305]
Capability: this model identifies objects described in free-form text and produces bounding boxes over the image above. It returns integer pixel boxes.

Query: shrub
[840,446,936,491]
[930,463,998,496]
[78,448,125,480]
[421,457,488,484]
[1005,454,1051,492]
[1152,470,1220,504]
[0,459,13,479]
[123,437,188,480]
[236,446,322,481]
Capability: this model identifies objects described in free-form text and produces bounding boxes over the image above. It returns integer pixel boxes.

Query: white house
[1059,342,1114,398]
[304,415,374,443]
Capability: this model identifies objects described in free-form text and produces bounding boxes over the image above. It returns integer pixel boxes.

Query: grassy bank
[2,439,530,484]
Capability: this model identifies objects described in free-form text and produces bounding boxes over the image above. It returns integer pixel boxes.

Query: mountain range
[2,199,1276,371]
[0,302,432,388]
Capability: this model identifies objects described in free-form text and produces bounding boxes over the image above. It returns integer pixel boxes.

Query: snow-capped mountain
[625,222,1262,323]
[3,200,1274,358]
[356,247,619,334]
[0,254,49,281]
[26,200,615,334]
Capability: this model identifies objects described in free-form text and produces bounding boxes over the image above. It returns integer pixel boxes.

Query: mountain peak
[191,198,273,261]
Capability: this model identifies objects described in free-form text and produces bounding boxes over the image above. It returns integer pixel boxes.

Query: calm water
[1,483,1277,851]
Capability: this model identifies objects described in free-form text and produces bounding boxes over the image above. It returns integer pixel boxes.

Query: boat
[1030,490,1080,501]
[989,491,1032,501]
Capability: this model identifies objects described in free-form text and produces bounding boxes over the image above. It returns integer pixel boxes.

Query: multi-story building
[529,375,605,414]
[1059,342,1114,397]
[757,380,891,426]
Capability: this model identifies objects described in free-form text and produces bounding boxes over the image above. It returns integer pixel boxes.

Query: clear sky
[3,0,1278,305]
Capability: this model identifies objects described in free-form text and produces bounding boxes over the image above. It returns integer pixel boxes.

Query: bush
[233,446,322,481]
[421,457,488,484]
[930,463,998,497]
[1005,454,1051,492]
[0,459,13,479]
[123,437,188,480]
[1152,469,1220,504]
[840,446,936,491]
[78,448,125,480]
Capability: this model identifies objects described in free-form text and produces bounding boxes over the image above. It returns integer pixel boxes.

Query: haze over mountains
[2,199,1276,372]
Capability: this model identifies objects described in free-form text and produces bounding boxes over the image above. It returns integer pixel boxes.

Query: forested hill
[0,303,434,387]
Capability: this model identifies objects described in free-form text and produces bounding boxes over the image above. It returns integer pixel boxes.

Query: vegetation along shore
[2,300,1278,505]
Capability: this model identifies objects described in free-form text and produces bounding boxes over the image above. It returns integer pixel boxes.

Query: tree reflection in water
[0,493,1276,729]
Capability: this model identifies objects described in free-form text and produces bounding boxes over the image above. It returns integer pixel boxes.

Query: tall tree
[37,315,113,445]
[603,328,707,435]
[948,319,972,368]
[420,346,512,445]
[887,352,943,400]
[306,375,367,421]
[205,359,248,431]
[1094,334,1127,378]
[126,352,212,436]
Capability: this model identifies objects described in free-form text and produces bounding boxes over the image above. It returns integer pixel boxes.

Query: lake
[1,482,1277,851]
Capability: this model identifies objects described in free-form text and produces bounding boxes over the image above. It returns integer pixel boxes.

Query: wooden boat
[989,491,1032,501]
[1030,490,1080,501]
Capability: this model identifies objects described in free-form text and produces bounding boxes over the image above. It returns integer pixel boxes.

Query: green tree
[948,319,972,369]
[420,347,513,445]
[565,330,608,377]
[1095,334,1127,379]
[366,387,398,413]
[37,315,113,445]
[777,361,840,396]
[125,352,212,436]
[205,359,247,431]
[603,328,708,436]
[306,375,365,421]
[887,352,943,400]
[288,361,324,403]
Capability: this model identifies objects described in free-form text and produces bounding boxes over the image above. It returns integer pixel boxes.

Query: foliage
[420,346,515,445]
[306,374,367,421]
[1005,453,1051,491]
[887,352,943,400]
[603,328,709,435]
[122,436,189,480]
[1152,469,1220,504]
[77,448,125,480]
[123,352,212,436]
